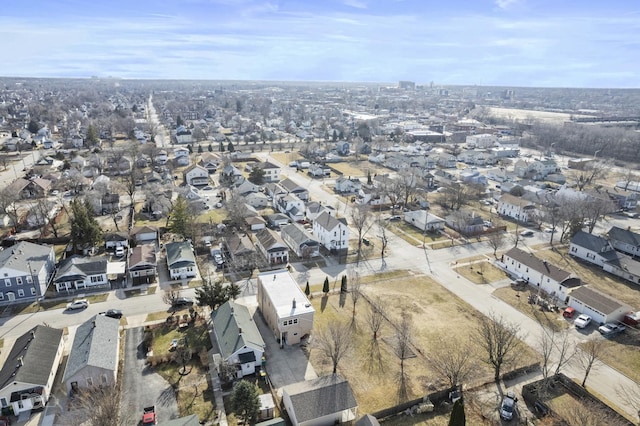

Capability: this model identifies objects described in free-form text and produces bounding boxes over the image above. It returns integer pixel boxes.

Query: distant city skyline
[1,0,639,88]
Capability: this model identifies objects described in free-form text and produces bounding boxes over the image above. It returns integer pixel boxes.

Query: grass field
[308,274,539,415]
[455,261,507,284]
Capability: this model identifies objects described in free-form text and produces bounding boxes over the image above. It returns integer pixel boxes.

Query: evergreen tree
[219,141,225,152]
[227,141,235,152]
[226,281,241,300]
[85,124,100,146]
[176,115,184,127]
[340,275,348,293]
[187,144,193,154]
[70,199,102,254]
[197,144,203,153]
[195,280,229,311]
[169,196,190,237]
[231,380,260,425]
[305,281,310,296]
[367,170,372,185]
[248,167,265,185]
[208,143,213,152]
[448,397,466,426]
[28,119,40,134]
[323,276,330,295]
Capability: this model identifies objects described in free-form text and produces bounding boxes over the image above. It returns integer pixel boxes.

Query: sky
[1,0,639,88]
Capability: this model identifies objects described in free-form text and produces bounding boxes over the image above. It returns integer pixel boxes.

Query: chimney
[273,275,276,281]
[18,356,23,367]
[92,320,96,328]
[238,328,242,334]
[30,330,35,338]
[292,298,296,309]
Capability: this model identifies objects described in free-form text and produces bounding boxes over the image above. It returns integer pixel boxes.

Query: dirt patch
[309,275,539,414]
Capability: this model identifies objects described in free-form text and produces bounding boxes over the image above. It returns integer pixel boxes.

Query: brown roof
[129,243,157,268]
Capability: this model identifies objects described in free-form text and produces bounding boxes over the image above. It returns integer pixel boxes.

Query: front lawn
[149,319,212,359]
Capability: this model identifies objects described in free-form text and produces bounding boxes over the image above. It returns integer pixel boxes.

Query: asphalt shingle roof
[504,247,575,284]
[283,375,357,424]
[54,255,108,282]
[607,226,640,247]
[63,315,120,382]
[0,241,52,275]
[314,211,347,232]
[0,325,63,389]
[570,286,627,315]
[212,301,264,361]
[570,231,613,254]
[165,241,196,269]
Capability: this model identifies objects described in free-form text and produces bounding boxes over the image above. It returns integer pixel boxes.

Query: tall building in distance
[398,80,416,90]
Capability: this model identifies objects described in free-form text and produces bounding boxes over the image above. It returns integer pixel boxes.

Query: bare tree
[349,272,362,324]
[426,336,476,388]
[162,288,181,308]
[575,161,609,191]
[616,381,640,425]
[314,320,353,375]
[476,312,523,382]
[0,187,21,232]
[394,312,413,378]
[68,385,133,426]
[486,230,506,258]
[377,218,389,262]
[576,338,605,387]
[30,198,60,238]
[349,203,373,264]
[563,397,628,426]
[365,297,386,342]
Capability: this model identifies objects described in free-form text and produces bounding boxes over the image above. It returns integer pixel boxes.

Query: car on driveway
[100,309,123,319]
[499,391,517,421]
[211,249,224,266]
[387,215,402,222]
[598,323,625,336]
[519,230,534,237]
[66,299,89,311]
[574,314,592,329]
[115,246,125,257]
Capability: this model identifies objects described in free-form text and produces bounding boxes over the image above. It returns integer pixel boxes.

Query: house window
[293,319,298,324]
[30,288,36,295]
[101,375,108,384]
[4,279,10,287]
[334,231,337,237]
[0,293,4,300]
[282,321,287,327]
[0,397,7,407]
[17,289,24,297]
[26,276,33,284]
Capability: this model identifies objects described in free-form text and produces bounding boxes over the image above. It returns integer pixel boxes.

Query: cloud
[343,0,367,9]
[494,0,520,9]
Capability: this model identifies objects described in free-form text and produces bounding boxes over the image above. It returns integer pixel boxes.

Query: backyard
[308,274,539,416]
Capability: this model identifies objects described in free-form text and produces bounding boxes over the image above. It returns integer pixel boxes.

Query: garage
[567,287,630,325]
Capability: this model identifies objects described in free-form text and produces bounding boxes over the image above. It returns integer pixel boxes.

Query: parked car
[66,299,89,311]
[115,246,125,257]
[598,323,625,336]
[172,297,194,308]
[211,249,224,266]
[499,391,517,421]
[574,314,592,329]
[520,230,534,237]
[0,415,10,426]
[99,309,123,319]
[387,215,402,222]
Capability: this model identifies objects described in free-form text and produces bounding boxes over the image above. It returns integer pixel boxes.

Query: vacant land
[309,275,538,415]
[455,260,507,284]
[486,107,591,125]
[329,160,388,178]
[581,333,640,383]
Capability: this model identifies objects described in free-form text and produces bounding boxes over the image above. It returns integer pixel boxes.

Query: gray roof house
[0,325,64,416]
[212,301,265,378]
[63,314,121,394]
[282,375,358,426]
[569,231,617,267]
[603,251,640,286]
[254,228,289,266]
[53,255,109,292]
[281,223,320,259]
[0,241,56,304]
[165,241,197,280]
[567,286,631,325]
[607,226,640,257]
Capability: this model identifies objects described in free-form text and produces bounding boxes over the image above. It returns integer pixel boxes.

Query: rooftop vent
[292,298,296,309]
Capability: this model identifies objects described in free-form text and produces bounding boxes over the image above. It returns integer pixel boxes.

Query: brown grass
[455,261,508,284]
[579,333,640,382]
[309,275,539,414]
[329,161,388,178]
[493,286,570,332]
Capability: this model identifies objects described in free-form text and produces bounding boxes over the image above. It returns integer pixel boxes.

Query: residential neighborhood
[0,78,638,426]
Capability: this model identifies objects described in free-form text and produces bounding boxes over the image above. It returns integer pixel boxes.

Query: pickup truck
[141,406,157,425]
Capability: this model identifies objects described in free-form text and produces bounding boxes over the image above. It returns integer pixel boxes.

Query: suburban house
[501,247,582,303]
[245,191,270,209]
[305,202,332,222]
[266,213,291,229]
[403,210,446,232]
[281,223,320,259]
[0,325,64,416]
[605,188,638,211]
[497,193,536,224]
[165,241,197,280]
[174,147,190,166]
[245,216,267,231]
[260,161,281,183]
[130,225,159,245]
[99,193,120,214]
[607,226,640,257]
[199,153,220,173]
[312,211,349,252]
[104,232,128,250]
[257,269,314,345]
[255,228,289,266]
[603,252,640,285]
[567,286,631,324]
[235,178,260,196]
[182,164,209,187]
[63,315,120,394]
[212,301,265,378]
[223,233,257,269]
[281,375,358,426]
[445,210,485,236]
[278,178,309,201]
[175,125,192,144]
[128,243,158,285]
[334,177,362,194]
[569,231,617,267]
[220,164,243,184]
[276,194,306,222]
[7,177,52,199]
[0,241,56,304]
[53,255,109,292]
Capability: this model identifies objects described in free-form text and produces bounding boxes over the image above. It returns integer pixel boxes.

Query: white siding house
[569,231,617,268]
[165,241,197,280]
[567,286,631,325]
[312,211,349,252]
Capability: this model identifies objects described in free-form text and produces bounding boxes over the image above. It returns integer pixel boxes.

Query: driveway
[121,327,179,424]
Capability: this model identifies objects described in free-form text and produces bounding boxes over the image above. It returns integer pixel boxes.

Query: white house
[497,193,536,224]
[63,315,120,394]
[607,226,640,257]
[104,232,129,250]
[334,177,362,194]
[260,161,281,183]
[403,210,445,232]
[569,231,617,267]
[0,242,56,304]
[603,252,640,285]
[175,125,192,144]
[501,247,582,303]
[0,325,64,416]
[567,286,631,325]
[165,241,197,280]
[312,211,349,252]
[53,256,109,292]
[183,164,209,186]
[254,228,289,266]
[276,194,306,222]
[257,269,314,345]
[281,223,320,259]
[282,375,358,426]
[212,301,265,378]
